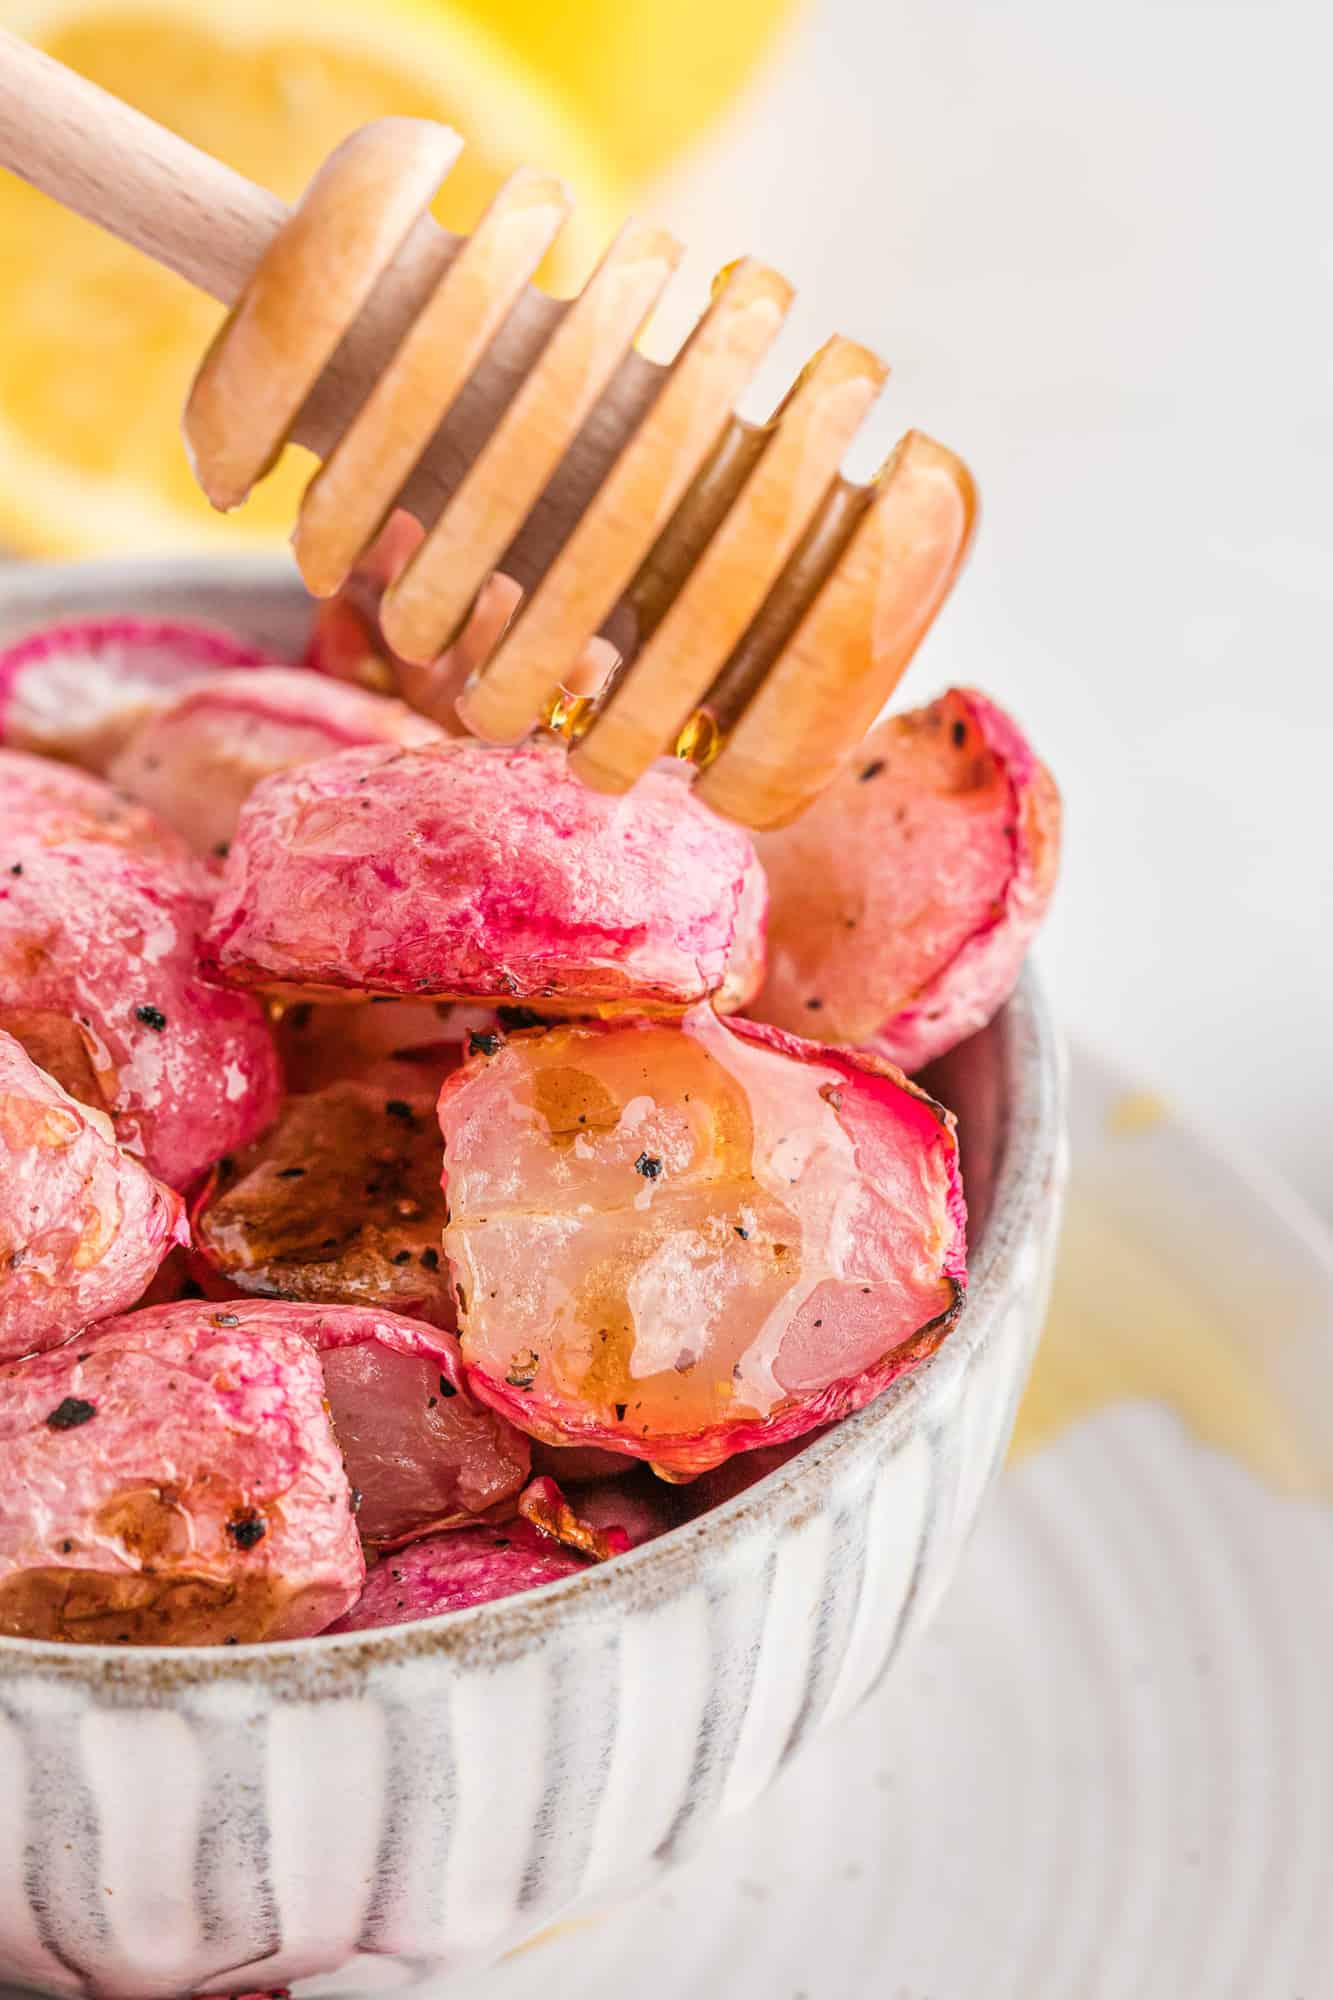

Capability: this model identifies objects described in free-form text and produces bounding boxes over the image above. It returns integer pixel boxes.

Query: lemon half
[0,0,623,555]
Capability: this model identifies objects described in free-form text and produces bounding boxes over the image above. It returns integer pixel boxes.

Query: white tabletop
[654,0,1333,1214]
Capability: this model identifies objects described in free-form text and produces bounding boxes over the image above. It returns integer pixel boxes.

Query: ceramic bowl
[0,560,1067,2000]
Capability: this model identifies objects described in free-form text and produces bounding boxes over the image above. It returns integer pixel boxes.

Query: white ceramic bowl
[0,561,1067,2000]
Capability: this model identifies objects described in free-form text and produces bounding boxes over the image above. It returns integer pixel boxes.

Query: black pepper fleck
[438,1374,457,1399]
[8,862,21,876]
[277,1166,306,1179]
[634,1153,663,1179]
[213,841,231,859]
[734,1225,750,1239]
[467,1029,501,1057]
[135,1004,168,1032]
[614,1402,628,1421]
[859,758,885,782]
[226,1511,267,1550]
[46,1397,96,1431]
[805,997,823,1011]
[951,719,967,747]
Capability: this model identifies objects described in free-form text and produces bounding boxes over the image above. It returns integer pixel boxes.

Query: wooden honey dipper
[0,26,977,829]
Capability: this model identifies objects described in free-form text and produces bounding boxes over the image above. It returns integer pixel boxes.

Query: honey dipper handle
[0,26,287,305]
[0,26,666,585]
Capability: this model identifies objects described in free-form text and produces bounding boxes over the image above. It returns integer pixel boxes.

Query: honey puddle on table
[1010,1184,1330,1498]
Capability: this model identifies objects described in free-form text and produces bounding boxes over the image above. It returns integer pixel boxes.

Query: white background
[652,0,1333,1213]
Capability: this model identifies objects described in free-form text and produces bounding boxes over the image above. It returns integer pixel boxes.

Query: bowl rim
[0,557,1065,1692]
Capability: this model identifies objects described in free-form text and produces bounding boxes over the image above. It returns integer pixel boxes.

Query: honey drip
[1012,1186,1331,1500]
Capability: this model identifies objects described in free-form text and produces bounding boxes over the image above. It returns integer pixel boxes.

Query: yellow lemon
[0,0,623,555]
[445,0,804,184]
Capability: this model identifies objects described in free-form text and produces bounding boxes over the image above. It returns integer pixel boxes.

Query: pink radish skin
[0,752,281,1190]
[329,1471,694,1633]
[0,617,269,773]
[0,744,195,862]
[177,1299,531,1551]
[108,666,444,858]
[0,1030,187,1364]
[751,687,1061,1071]
[326,1520,585,1631]
[203,739,765,1013]
[0,1306,364,1644]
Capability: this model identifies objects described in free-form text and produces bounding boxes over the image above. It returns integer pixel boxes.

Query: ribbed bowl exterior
[0,563,1067,2000]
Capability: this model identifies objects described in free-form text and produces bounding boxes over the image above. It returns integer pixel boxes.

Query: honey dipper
[0,26,977,829]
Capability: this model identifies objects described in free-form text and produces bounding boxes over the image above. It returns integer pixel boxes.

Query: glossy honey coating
[440,1004,966,1476]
